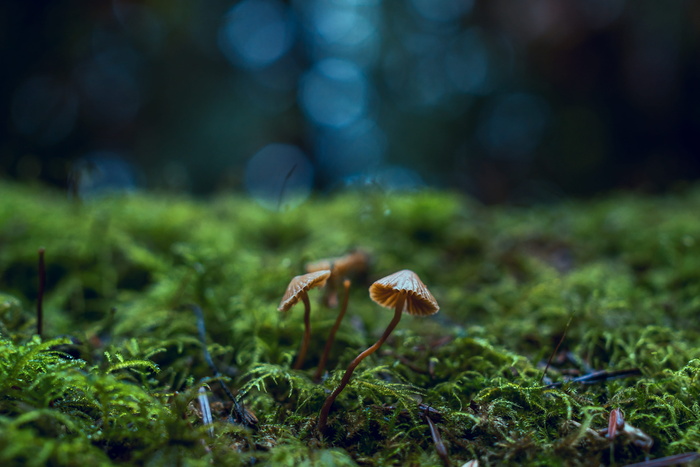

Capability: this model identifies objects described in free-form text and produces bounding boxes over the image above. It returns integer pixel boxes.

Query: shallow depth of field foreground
[1,181,699,466]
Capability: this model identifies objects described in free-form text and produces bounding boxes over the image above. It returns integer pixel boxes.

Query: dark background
[2,0,699,204]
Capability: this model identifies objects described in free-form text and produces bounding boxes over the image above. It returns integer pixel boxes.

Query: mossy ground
[1,181,699,466]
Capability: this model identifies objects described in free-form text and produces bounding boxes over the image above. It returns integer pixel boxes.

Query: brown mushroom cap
[278,270,331,311]
[305,250,371,308]
[331,249,369,277]
[306,249,369,279]
[305,259,333,274]
[369,269,439,316]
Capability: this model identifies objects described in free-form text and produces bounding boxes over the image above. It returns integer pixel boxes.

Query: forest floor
[1,181,699,466]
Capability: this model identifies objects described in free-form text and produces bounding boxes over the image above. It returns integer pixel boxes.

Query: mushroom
[313,278,352,382]
[278,269,331,370]
[317,269,439,432]
[306,249,370,307]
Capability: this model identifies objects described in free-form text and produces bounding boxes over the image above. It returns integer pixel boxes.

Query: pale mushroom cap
[278,270,331,311]
[369,269,439,316]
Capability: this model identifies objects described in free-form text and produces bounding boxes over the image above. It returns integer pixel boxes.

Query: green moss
[1,181,700,465]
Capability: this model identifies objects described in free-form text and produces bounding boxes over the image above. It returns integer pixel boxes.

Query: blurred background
[1,0,699,205]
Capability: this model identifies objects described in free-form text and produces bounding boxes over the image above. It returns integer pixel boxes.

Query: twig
[422,407,450,467]
[193,304,220,379]
[276,163,297,212]
[544,368,642,388]
[191,304,257,428]
[540,311,575,384]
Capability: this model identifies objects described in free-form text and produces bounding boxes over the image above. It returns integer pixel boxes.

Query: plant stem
[276,163,297,212]
[293,294,312,370]
[317,296,405,432]
[314,280,351,381]
[540,310,575,384]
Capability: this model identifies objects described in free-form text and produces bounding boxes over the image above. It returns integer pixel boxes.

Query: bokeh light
[299,58,369,128]
[315,118,386,185]
[4,0,699,201]
[297,0,381,66]
[244,144,314,210]
[219,0,296,69]
[445,29,491,95]
[69,151,138,200]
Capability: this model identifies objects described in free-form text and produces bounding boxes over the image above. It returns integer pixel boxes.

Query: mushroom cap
[278,270,331,311]
[305,259,333,274]
[331,249,370,279]
[369,269,439,316]
[305,249,370,280]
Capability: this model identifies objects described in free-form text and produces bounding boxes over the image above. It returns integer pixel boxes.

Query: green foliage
[240,363,319,408]
[1,180,700,465]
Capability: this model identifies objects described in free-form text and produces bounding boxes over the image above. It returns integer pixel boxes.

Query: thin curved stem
[314,279,351,382]
[293,294,312,370]
[317,296,405,433]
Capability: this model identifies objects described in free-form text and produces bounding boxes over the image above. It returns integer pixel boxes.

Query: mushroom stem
[317,296,405,432]
[314,279,351,382]
[293,294,312,370]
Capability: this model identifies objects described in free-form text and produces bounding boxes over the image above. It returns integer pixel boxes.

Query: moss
[1,180,700,465]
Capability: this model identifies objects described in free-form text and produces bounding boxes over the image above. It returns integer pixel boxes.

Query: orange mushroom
[317,269,439,432]
[306,249,370,307]
[279,270,331,370]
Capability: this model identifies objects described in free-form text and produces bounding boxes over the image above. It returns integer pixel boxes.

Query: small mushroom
[279,270,331,370]
[314,278,352,382]
[317,269,439,432]
[306,249,370,307]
